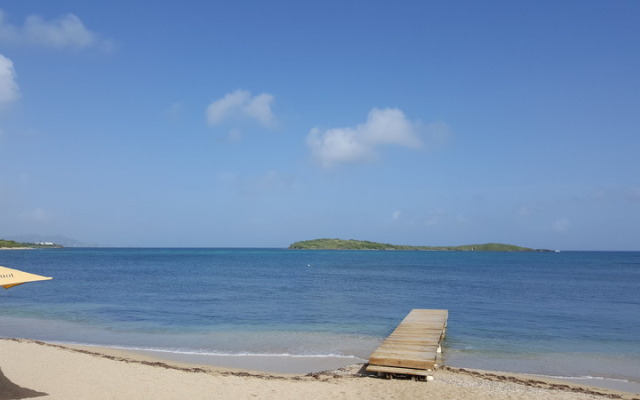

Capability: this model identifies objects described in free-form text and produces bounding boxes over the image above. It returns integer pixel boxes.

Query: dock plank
[366,309,448,379]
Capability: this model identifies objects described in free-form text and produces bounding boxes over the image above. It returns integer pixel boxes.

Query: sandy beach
[1,338,638,400]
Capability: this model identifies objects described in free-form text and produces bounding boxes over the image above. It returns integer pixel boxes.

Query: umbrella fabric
[0,266,52,289]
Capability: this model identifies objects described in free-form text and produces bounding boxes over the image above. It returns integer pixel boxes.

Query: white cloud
[206,90,249,124]
[306,108,423,168]
[206,89,276,128]
[0,54,19,108]
[244,93,276,127]
[0,9,112,50]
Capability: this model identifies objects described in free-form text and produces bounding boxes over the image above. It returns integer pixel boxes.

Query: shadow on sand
[0,367,47,400]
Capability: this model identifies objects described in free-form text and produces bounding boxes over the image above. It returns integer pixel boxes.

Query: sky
[0,1,638,249]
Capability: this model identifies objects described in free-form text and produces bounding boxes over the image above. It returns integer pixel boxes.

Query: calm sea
[1,248,639,392]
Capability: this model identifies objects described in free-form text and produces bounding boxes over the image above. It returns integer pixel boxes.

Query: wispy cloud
[167,102,183,120]
[0,53,19,108]
[206,89,276,129]
[425,208,446,226]
[306,108,436,168]
[552,217,570,232]
[625,187,640,203]
[515,203,538,216]
[20,207,49,222]
[0,9,113,51]
[218,170,294,198]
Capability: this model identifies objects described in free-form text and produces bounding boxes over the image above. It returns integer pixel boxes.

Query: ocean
[1,248,639,392]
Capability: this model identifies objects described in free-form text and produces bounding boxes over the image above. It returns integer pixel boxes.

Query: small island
[289,238,551,252]
[0,239,63,249]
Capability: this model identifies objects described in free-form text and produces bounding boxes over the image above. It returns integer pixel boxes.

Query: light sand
[1,338,638,400]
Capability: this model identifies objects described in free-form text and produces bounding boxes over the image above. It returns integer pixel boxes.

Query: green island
[0,239,63,249]
[289,238,551,252]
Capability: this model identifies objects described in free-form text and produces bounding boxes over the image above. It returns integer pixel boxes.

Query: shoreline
[1,338,638,400]
[54,340,640,394]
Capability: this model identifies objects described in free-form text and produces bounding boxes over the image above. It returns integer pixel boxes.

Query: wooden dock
[366,309,448,380]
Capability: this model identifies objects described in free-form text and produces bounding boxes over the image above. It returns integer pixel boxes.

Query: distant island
[289,238,551,252]
[0,239,63,249]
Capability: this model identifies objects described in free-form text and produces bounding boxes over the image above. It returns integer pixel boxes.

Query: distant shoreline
[0,239,63,250]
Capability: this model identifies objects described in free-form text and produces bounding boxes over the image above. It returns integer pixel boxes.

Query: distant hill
[289,238,550,251]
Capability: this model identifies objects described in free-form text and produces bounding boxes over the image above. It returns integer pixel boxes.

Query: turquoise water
[1,248,639,390]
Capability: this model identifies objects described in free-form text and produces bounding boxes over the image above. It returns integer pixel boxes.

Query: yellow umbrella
[0,265,53,398]
[0,265,52,289]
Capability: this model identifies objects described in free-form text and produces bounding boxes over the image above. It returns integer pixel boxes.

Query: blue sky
[0,1,638,249]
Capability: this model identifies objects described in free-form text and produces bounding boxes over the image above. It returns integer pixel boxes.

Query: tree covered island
[289,238,551,251]
[0,239,63,249]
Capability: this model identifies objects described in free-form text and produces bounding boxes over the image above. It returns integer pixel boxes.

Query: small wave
[538,374,634,384]
[60,341,361,360]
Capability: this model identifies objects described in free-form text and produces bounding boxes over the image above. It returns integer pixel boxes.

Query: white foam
[58,341,362,360]
[539,374,634,384]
